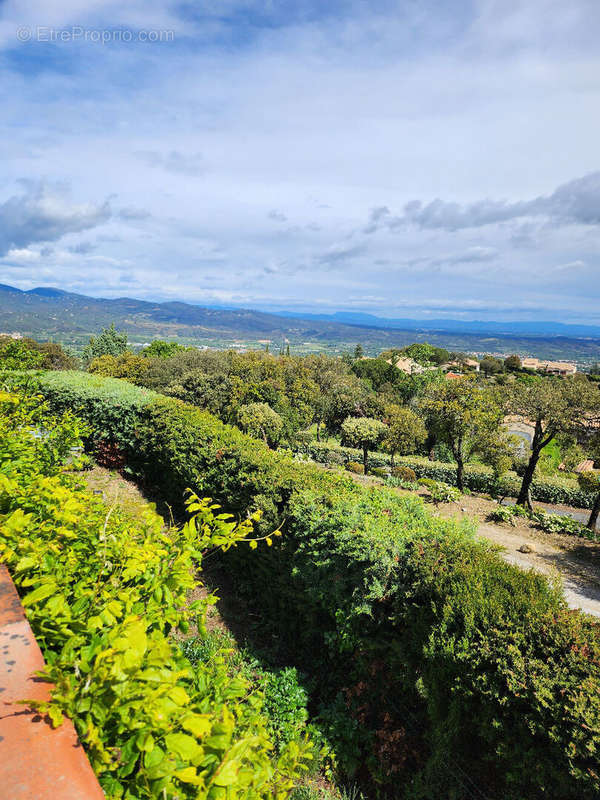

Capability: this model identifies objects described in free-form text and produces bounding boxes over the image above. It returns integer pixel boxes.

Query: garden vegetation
[19,369,600,800]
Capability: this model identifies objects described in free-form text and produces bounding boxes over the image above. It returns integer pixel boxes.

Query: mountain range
[1,283,599,362]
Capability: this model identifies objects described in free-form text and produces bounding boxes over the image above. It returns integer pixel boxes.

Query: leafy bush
[385,475,419,490]
[31,371,600,799]
[426,480,462,504]
[181,634,320,760]
[391,465,417,483]
[0,336,77,370]
[530,509,590,537]
[344,461,364,475]
[0,391,313,799]
[487,505,518,525]
[369,466,389,478]
[69,452,94,471]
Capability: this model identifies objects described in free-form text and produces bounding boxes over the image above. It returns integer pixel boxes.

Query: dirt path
[82,465,160,520]
[441,504,600,617]
[345,470,600,618]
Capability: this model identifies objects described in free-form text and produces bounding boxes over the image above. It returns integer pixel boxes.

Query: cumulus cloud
[118,206,152,221]
[69,241,96,254]
[1,1,600,322]
[315,242,365,267]
[268,209,287,222]
[135,150,205,176]
[365,172,600,233]
[0,182,111,256]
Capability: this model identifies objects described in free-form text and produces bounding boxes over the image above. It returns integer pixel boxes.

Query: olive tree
[509,376,599,508]
[420,377,502,491]
[579,432,600,530]
[341,416,387,474]
[579,471,600,531]
[382,405,427,466]
[238,402,283,448]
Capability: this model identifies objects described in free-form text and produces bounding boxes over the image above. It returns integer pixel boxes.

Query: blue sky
[1,0,600,322]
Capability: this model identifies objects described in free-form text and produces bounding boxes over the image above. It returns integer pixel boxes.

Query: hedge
[33,371,600,799]
[299,441,596,509]
[0,389,312,799]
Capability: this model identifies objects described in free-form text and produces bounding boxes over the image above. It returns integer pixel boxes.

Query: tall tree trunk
[456,458,465,491]
[316,421,321,442]
[588,492,600,531]
[517,449,541,509]
[390,451,395,468]
[363,445,368,475]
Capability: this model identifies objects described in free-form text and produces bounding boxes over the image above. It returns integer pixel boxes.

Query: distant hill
[1,283,599,362]
[280,310,600,338]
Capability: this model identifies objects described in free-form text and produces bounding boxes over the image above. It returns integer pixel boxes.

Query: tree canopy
[341,416,387,474]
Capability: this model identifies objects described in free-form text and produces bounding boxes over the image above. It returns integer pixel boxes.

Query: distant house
[0,331,23,340]
[442,358,480,373]
[384,357,424,375]
[521,357,577,376]
[445,372,464,381]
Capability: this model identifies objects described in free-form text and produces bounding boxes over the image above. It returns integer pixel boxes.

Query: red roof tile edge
[0,564,105,799]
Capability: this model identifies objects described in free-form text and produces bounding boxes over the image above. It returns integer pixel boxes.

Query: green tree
[352,357,400,391]
[579,432,600,530]
[142,340,186,358]
[579,471,600,531]
[480,356,504,376]
[402,342,449,366]
[420,377,502,490]
[82,323,128,365]
[322,377,372,435]
[166,371,233,418]
[354,343,364,360]
[382,405,427,466]
[504,354,522,372]
[0,337,46,370]
[509,377,600,508]
[341,416,387,474]
[238,402,283,448]
[89,352,151,386]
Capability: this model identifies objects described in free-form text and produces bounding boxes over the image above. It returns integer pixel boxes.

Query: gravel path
[434,498,600,618]
[344,469,600,618]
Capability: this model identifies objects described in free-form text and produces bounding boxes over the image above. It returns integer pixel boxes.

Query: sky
[1,0,600,322]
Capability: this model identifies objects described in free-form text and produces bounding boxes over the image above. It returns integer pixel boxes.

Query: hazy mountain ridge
[279,310,600,338]
[1,284,599,361]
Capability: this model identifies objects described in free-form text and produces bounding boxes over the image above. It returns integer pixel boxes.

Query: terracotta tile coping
[0,564,105,799]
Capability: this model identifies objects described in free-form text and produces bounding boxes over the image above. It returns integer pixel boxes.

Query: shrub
[530,509,590,537]
[69,452,94,471]
[385,476,419,490]
[345,461,364,474]
[0,391,313,798]
[369,466,389,478]
[31,371,600,799]
[487,505,517,525]
[391,465,417,483]
[296,441,596,509]
[427,481,462,504]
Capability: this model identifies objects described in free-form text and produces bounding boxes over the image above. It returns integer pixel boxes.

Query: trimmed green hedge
[34,371,600,799]
[0,389,312,799]
[299,441,596,509]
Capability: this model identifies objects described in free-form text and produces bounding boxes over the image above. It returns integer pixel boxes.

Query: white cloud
[0,1,599,321]
[0,182,110,256]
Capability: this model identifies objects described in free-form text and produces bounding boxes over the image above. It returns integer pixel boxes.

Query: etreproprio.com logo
[16,26,175,44]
